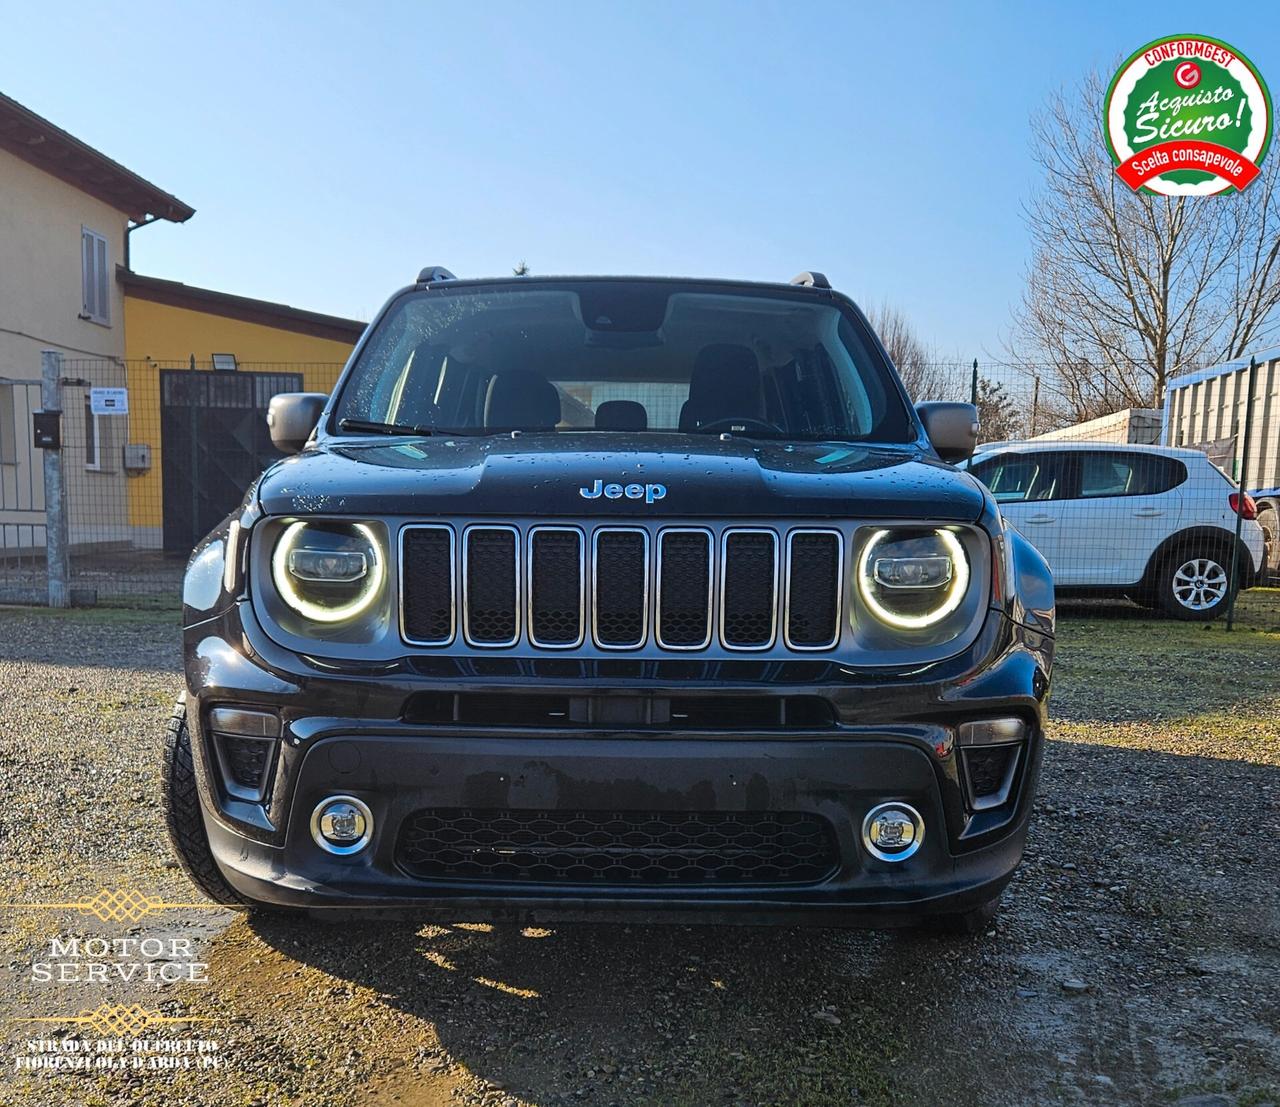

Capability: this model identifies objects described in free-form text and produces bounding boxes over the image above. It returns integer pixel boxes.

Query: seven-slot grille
[400,523,843,653]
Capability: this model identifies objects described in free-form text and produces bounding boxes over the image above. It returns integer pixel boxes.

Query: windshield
[333,280,915,442]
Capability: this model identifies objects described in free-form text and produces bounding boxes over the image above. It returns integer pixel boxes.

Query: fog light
[310,795,373,855]
[862,802,924,862]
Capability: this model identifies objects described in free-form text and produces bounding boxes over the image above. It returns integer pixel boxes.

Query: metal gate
[0,378,47,595]
[160,369,302,553]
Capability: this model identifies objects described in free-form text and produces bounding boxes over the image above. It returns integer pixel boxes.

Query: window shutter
[82,229,94,317]
[80,229,111,324]
[83,394,98,467]
[96,236,109,323]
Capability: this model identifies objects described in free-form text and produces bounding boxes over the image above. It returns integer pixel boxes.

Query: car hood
[255,433,987,521]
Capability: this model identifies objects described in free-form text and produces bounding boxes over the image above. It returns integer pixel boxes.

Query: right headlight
[254,518,394,647]
[271,520,386,623]
[855,527,972,630]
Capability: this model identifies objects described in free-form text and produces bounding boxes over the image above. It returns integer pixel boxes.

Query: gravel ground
[0,596,1277,1107]
[0,550,183,608]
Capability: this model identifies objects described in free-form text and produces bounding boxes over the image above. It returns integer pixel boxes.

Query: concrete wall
[1030,408,1163,445]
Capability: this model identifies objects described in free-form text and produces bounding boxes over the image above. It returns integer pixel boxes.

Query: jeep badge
[579,479,667,504]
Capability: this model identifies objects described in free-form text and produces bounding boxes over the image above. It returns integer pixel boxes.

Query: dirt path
[1,600,1277,1106]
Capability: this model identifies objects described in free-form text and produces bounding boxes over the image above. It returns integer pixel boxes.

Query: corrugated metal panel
[1164,355,1280,488]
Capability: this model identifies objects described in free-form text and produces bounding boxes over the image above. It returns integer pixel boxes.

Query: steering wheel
[693,416,785,436]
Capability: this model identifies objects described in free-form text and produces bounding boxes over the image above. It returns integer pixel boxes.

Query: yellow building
[119,272,364,551]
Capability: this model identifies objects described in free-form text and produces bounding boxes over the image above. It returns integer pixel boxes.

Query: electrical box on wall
[123,443,151,474]
[32,411,60,449]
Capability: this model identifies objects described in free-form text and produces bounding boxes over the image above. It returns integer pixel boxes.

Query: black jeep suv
[165,270,1054,932]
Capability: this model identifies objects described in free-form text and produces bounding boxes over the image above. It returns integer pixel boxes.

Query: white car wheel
[1163,555,1230,619]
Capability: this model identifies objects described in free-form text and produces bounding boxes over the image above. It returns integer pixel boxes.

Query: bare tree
[1012,70,1280,420]
[863,302,954,400]
[512,260,531,276]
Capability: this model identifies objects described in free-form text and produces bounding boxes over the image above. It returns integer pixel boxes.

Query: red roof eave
[0,91,194,223]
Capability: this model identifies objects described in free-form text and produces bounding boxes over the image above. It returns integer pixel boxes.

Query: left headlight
[270,520,386,623]
[855,527,973,630]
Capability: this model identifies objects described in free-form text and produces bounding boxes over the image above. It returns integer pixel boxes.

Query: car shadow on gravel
[226,741,1279,1107]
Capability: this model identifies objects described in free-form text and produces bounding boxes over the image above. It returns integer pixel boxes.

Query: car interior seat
[483,371,561,429]
[594,400,648,431]
[679,343,767,430]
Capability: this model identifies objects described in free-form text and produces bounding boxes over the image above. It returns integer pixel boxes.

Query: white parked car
[966,442,1267,620]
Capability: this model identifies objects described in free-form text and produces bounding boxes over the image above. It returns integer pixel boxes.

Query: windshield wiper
[338,418,435,437]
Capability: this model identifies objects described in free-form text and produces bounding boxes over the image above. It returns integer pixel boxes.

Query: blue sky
[3,1,1277,357]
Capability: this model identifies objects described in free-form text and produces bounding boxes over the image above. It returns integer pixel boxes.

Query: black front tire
[161,694,250,907]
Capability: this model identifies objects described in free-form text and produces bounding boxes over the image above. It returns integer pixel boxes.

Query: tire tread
[161,694,248,907]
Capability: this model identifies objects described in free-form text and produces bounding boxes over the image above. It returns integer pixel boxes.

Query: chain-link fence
[923,354,1278,623]
[1,354,345,607]
[1,349,1275,620]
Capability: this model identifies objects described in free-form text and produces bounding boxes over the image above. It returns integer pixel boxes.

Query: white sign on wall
[90,387,129,415]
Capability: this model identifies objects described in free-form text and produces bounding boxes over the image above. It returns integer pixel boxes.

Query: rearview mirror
[267,393,327,454]
[916,402,979,463]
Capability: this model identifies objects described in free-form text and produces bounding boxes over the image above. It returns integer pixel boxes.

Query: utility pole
[1030,375,1041,437]
[40,350,70,608]
[970,359,979,406]
[1225,356,1258,631]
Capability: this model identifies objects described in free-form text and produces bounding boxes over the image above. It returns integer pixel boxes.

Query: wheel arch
[1140,525,1257,591]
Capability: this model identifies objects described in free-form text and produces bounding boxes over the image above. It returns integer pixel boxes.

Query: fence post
[40,350,71,608]
[970,359,979,406]
[1224,355,1258,632]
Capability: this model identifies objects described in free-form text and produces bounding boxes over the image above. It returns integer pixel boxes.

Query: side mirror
[916,402,979,463]
[267,393,327,454]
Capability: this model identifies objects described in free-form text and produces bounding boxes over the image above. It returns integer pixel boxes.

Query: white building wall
[0,148,130,550]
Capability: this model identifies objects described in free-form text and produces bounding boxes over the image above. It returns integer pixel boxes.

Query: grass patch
[1051,589,1280,729]
[0,603,179,626]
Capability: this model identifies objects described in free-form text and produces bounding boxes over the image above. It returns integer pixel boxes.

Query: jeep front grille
[528,527,585,647]
[400,521,844,654]
[462,526,519,646]
[593,528,648,648]
[656,529,712,648]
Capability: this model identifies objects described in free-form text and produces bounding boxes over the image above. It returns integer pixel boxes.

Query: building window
[0,384,16,465]
[81,227,110,325]
[83,394,102,470]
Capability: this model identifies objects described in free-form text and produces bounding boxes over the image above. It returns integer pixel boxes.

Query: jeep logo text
[579,479,667,504]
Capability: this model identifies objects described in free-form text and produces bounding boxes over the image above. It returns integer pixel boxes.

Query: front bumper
[184,602,1052,925]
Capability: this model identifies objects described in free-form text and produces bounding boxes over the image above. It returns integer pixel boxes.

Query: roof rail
[790,271,831,289]
[416,266,458,285]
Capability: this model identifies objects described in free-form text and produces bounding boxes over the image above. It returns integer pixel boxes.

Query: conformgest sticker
[1104,35,1272,196]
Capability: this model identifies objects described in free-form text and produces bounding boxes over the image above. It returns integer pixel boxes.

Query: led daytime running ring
[857,528,969,629]
[272,521,385,623]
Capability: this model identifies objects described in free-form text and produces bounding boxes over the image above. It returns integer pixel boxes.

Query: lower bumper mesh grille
[221,736,271,789]
[396,808,839,886]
